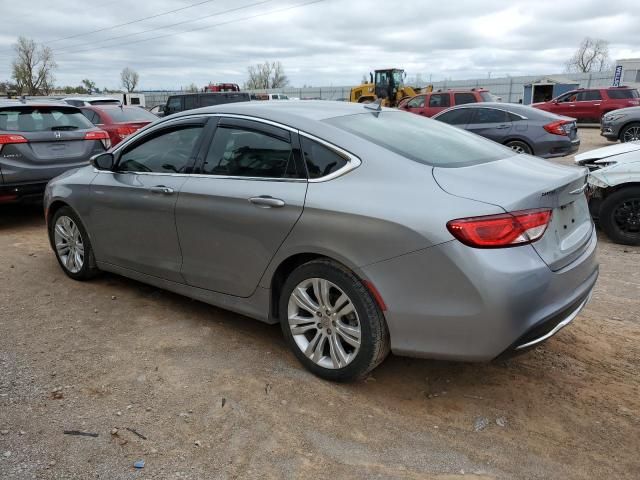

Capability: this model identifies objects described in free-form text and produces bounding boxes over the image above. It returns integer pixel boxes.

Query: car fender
[588,158,640,188]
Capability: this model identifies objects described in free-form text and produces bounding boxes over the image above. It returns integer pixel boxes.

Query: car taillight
[543,120,570,136]
[115,126,138,140]
[447,209,552,248]
[0,134,28,152]
[85,130,111,149]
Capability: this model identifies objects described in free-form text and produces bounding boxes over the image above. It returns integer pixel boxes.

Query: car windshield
[104,107,157,123]
[326,111,511,168]
[0,106,93,132]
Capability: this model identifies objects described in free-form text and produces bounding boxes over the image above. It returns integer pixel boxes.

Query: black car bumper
[0,182,48,203]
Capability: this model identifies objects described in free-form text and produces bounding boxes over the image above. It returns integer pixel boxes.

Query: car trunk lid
[433,154,593,271]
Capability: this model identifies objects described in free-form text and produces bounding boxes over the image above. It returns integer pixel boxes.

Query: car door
[573,90,602,121]
[465,107,512,142]
[425,93,451,117]
[176,116,307,297]
[552,92,578,118]
[403,95,427,115]
[88,118,207,282]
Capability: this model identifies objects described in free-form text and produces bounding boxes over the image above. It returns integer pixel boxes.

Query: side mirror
[90,152,114,171]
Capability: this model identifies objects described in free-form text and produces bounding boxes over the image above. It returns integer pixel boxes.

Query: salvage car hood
[575,141,640,164]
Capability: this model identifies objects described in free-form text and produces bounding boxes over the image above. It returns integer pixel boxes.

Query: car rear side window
[471,108,509,124]
[429,94,450,108]
[607,89,640,99]
[81,109,101,125]
[301,136,348,179]
[202,127,295,178]
[166,97,181,113]
[454,92,477,105]
[327,111,509,168]
[584,90,602,101]
[435,108,473,125]
[118,125,203,173]
[0,107,93,132]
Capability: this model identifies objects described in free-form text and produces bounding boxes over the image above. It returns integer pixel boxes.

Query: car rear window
[0,106,93,132]
[89,99,122,105]
[105,107,158,123]
[454,92,477,105]
[607,89,640,99]
[326,111,510,168]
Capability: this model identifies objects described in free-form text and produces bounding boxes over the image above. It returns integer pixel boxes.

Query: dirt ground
[1,128,638,480]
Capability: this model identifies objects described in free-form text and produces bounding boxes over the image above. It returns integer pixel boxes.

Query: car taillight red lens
[447,209,552,248]
[85,130,111,149]
[543,120,569,136]
[0,134,28,145]
[115,126,137,140]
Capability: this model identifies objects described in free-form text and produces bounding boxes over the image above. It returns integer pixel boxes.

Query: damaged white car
[575,142,640,245]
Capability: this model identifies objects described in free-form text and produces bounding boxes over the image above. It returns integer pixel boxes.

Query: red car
[79,105,158,147]
[532,87,640,122]
[399,88,493,117]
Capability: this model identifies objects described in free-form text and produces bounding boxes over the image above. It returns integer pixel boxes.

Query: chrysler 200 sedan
[44,101,599,382]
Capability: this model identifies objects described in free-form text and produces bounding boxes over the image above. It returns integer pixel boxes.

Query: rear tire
[279,259,390,382]
[599,187,640,246]
[505,140,532,155]
[49,206,100,280]
[620,123,640,143]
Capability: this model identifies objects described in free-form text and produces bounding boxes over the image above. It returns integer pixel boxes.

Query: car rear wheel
[620,123,640,143]
[279,259,390,382]
[49,206,100,280]
[505,140,532,155]
[599,187,640,246]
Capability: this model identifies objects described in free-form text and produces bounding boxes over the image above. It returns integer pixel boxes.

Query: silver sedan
[45,101,598,381]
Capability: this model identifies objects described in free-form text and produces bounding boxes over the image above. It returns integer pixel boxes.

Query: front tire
[279,260,390,382]
[620,123,640,143]
[49,206,100,280]
[599,187,640,246]
[505,140,532,155]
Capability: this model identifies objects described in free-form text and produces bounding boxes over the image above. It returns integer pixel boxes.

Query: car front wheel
[599,187,640,246]
[279,259,390,382]
[49,206,100,280]
[620,123,640,143]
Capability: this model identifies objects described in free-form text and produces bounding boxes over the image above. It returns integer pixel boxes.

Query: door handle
[149,185,174,194]
[249,196,285,208]
[495,124,510,129]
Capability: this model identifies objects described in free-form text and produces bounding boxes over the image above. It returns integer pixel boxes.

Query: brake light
[0,134,28,145]
[543,120,569,136]
[115,126,138,140]
[84,130,111,149]
[447,209,552,248]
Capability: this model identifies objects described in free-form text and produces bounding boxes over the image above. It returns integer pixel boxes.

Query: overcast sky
[0,0,638,90]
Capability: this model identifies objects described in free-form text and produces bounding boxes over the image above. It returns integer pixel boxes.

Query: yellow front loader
[349,68,429,107]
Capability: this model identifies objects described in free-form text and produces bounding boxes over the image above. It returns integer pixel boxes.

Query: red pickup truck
[532,87,640,122]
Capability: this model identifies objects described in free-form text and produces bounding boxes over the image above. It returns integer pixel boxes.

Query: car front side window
[118,125,204,174]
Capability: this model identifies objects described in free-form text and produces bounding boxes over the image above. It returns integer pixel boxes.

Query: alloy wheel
[613,198,640,235]
[509,143,526,154]
[287,278,361,369]
[54,216,85,274]
[623,126,640,143]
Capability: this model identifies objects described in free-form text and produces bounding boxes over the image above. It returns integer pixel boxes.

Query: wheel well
[618,121,640,140]
[503,138,533,153]
[600,182,640,199]
[269,253,331,321]
[46,200,69,227]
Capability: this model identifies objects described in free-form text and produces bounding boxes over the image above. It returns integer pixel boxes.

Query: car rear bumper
[0,182,48,203]
[537,138,580,158]
[358,228,598,361]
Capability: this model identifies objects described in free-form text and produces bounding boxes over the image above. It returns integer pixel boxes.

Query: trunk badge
[54,132,61,139]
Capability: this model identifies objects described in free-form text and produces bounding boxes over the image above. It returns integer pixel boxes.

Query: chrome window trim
[92,168,306,183]
[111,112,361,182]
[438,105,528,121]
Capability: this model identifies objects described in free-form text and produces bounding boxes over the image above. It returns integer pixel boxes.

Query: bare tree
[566,37,611,73]
[185,82,199,93]
[11,36,57,96]
[120,67,140,92]
[244,61,289,90]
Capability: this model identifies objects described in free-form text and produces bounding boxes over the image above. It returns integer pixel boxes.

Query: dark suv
[164,92,250,116]
[0,101,109,203]
[532,87,640,122]
[399,88,493,117]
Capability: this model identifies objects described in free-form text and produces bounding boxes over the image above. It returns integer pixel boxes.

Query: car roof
[170,100,381,123]
[437,102,570,120]
[64,96,119,101]
[0,99,78,109]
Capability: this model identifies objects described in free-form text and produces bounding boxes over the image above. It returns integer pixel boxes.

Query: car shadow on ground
[0,203,45,230]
